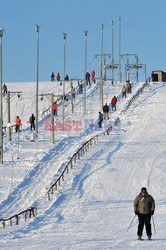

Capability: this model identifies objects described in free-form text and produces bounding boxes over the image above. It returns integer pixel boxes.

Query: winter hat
[141,187,147,192]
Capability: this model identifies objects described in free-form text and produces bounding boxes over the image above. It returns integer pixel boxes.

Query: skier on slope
[134,187,155,240]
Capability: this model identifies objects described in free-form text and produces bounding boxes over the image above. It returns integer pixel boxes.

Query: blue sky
[0,0,166,82]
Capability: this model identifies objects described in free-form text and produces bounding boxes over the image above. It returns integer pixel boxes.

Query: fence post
[32,207,35,217]
[35,208,37,216]
[29,210,32,218]
[48,192,50,201]
[25,211,27,221]
[16,215,19,225]
[2,220,5,229]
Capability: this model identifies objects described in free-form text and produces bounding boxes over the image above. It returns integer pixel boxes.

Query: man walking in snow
[134,187,155,240]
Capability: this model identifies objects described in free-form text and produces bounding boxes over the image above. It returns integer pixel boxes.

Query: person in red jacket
[15,116,21,132]
[111,96,117,111]
[56,73,60,81]
[53,101,57,116]
[91,70,96,83]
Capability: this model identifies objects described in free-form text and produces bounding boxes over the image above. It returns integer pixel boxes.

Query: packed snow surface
[0,80,166,249]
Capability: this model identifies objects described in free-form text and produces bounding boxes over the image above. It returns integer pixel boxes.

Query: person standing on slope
[103,103,109,120]
[122,85,127,98]
[51,71,55,81]
[91,70,96,83]
[85,72,91,85]
[53,101,58,116]
[29,114,35,131]
[134,187,155,240]
[98,111,103,128]
[111,96,117,111]
[15,116,21,132]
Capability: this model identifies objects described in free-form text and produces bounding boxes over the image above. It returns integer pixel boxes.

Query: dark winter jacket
[29,115,35,124]
[98,112,103,121]
[85,72,90,81]
[103,104,109,113]
[134,193,155,215]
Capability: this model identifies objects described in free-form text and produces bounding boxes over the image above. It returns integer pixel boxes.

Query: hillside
[0,80,166,249]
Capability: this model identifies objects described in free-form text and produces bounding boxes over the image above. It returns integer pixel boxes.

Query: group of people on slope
[51,70,96,87]
[122,80,132,98]
[85,70,96,85]
[15,114,35,132]
[51,72,69,82]
[98,96,118,128]
[77,70,96,94]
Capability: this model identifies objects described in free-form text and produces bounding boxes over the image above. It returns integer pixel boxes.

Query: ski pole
[126,215,136,232]
[152,215,156,234]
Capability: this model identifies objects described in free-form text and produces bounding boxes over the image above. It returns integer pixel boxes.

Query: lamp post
[35,24,40,140]
[100,24,104,111]
[118,17,122,82]
[62,32,67,129]
[0,28,4,164]
[111,20,114,85]
[84,30,88,115]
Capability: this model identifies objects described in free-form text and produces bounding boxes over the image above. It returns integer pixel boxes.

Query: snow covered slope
[1,81,166,249]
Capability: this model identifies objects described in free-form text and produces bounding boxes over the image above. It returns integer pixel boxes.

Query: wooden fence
[122,77,151,113]
[47,117,121,200]
[47,134,99,200]
[0,206,37,229]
